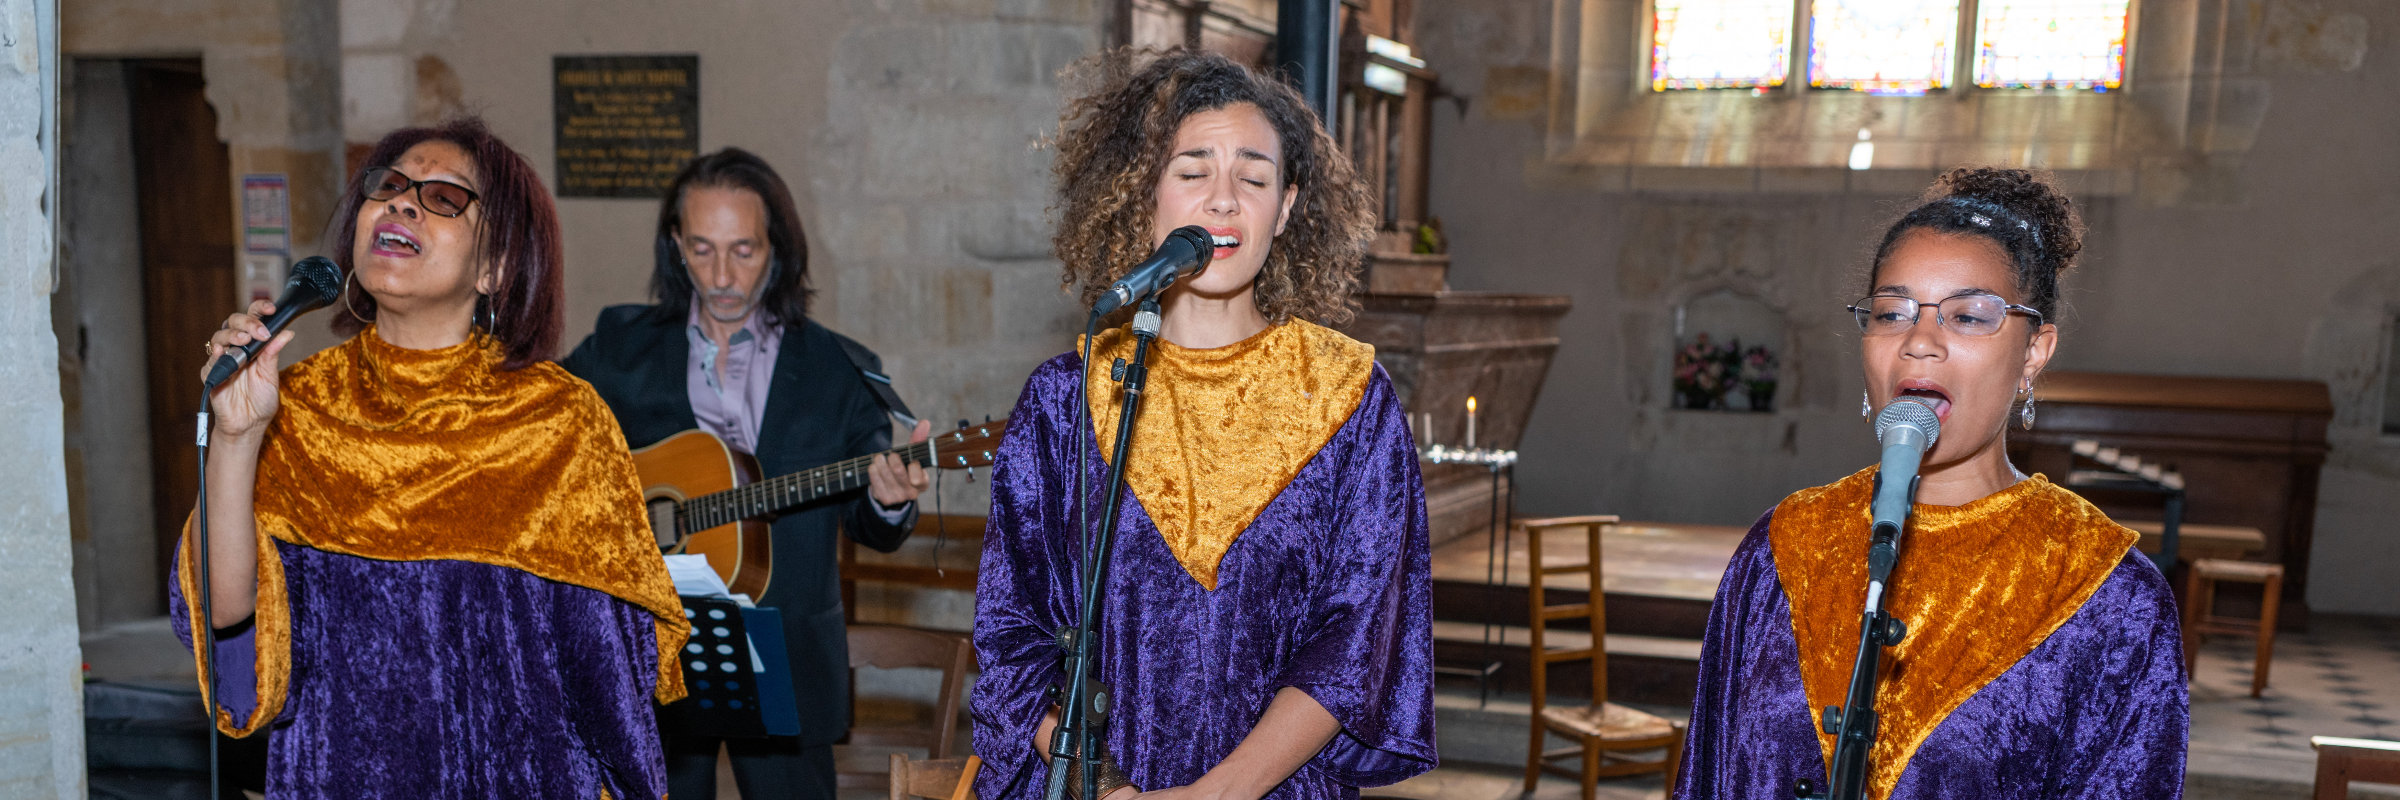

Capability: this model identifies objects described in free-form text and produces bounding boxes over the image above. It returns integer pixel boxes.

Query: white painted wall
[1417,0,2400,616]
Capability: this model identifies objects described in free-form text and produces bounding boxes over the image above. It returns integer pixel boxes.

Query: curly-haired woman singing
[971,49,1437,800]
[1674,168,2188,799]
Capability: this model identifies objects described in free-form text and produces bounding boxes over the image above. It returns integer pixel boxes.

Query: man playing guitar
[562,147,931,800]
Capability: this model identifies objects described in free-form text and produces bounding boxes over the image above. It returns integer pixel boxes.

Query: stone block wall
[345,0,1106,514]
[0,0,88,792]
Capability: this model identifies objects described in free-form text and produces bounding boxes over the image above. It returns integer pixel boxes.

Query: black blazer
[562,304,915,746]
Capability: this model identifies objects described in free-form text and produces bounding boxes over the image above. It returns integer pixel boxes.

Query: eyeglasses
[362,167,479,218]
[1848,294,2043,337]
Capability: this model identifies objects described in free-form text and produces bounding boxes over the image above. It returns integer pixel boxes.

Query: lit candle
[1466,396,1478,450]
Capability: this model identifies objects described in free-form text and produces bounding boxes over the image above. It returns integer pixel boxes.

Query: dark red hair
[329,117,564,370]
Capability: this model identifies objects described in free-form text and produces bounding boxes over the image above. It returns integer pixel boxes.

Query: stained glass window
[1974,0,2131,89]
[1808,0,1958,93]
[1651,0,1795,91]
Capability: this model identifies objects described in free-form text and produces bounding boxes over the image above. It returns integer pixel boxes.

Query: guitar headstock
[929,417,1009,469]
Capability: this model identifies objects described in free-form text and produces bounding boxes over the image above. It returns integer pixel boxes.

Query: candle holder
[1421,440,1517,708]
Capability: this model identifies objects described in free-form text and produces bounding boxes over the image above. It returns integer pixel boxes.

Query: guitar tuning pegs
[957,419,970,429]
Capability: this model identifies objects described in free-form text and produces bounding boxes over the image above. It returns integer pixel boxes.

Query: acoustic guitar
[631,418,1009,597]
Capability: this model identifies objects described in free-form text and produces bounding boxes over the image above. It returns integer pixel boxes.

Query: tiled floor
[1377,761,1668,800]
[2187,614,2400,792]
[80,613,2400,798]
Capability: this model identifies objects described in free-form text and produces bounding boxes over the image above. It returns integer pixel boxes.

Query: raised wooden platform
[1428,521,1741,706]
[840,515,1745,707]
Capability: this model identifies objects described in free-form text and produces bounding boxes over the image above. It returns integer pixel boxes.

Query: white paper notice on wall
[243,173,290,255]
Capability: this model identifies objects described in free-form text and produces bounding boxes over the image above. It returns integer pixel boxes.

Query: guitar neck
[679,440,934,532]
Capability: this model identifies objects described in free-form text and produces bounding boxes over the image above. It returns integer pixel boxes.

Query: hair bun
[1929,167,2083,274]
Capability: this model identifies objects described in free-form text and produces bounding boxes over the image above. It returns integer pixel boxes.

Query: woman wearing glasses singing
[1674,168,2187,800]
[177,118,685,798]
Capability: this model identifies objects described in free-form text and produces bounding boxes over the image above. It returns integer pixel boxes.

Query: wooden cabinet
[2011,371,2332,627]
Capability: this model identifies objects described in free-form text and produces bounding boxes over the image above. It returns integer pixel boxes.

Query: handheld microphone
[1091,225,1214,316]
[203,256,345,391]
[1866,397,1942,585]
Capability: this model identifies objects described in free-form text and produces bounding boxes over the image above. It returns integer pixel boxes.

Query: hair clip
[1969,214,1992,227]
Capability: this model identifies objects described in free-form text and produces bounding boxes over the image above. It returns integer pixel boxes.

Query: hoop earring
[1861,390,1872,419]
[475,296,493,333]
[340,268,371,325]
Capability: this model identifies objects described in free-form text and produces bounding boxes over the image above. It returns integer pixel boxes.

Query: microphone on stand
[1867,397,1941,587]
[1090,225,1214,316]
[203,256,345,391]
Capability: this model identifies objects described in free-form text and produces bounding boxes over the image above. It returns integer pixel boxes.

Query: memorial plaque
[554,55,699,198]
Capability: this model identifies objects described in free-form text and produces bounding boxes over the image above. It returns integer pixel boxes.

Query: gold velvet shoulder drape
[1769,467,2137,797]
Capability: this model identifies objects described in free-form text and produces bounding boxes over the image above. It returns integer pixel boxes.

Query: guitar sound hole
[648,498,681,550]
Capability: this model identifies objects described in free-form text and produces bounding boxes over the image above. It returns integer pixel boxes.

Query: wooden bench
[2313,737,2400,799]
[2121,519,2265,562]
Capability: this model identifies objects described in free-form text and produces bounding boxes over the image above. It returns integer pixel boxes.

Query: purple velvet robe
[1673,511,2188,799]
[971,353,1438,800]
[170,540,669,798]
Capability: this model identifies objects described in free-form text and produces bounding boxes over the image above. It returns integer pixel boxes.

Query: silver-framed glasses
[1847,294,2043,337]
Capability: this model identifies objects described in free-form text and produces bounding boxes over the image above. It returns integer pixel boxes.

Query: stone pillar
[0,0,88,795]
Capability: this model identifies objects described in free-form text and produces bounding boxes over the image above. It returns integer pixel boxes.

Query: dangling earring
[1861,390,1872,419]
[340,268,371,324]
[2019,383,2038,429]
[475,296,493,333]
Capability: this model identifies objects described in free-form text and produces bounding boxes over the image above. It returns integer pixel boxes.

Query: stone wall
[61,0,348,632]
[340,0,1104,513]
[1415,0,2400,615]
[0,0,88,793]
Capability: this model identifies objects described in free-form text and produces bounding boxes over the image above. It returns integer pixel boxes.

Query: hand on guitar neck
[867,419,934,509]
[632,416,1010,596]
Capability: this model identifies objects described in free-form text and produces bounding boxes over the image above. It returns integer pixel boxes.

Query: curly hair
[1049,48,1375,326]
[1869,167,2085,323]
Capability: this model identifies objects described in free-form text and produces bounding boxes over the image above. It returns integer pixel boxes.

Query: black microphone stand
[1045,293,1165,800]
[195,388,224,800]
[1800,472,1917,800]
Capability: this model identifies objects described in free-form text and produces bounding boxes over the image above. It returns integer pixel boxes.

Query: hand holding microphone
[201,255,344,442]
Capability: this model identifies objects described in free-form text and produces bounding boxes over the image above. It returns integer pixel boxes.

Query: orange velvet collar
[1084,319,1375,590]
[1769,467,2135,795]
[179,329,687,735]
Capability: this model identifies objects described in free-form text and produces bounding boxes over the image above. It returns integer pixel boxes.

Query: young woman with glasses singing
[1674,168,2188,799]
[180,117,685,798]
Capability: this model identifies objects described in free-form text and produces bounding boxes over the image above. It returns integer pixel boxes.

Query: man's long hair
[648,148,812,325]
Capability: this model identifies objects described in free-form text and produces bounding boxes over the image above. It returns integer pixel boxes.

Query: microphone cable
[194,388,222,800]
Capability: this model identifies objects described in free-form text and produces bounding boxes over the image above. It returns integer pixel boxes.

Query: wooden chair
[2311,736,2400,799]
[837,624,976,792]
[2182,557,2284,697]
[1519,516,1682,800]
[890,754,981,800]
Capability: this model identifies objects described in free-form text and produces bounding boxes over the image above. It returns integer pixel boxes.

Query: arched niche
[1672,289,1787,412]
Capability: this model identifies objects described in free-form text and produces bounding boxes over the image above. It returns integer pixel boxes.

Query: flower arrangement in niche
[1674,335,1779,412]
[1673,334,1735,409]
[1741,345,1779,411]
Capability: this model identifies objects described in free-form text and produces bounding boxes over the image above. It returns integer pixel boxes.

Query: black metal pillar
[1276,0,1339,132]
